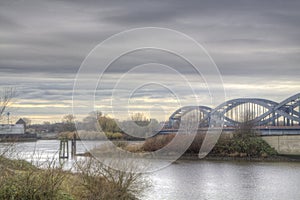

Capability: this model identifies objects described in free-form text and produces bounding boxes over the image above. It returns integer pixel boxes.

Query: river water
[1,140,300,200]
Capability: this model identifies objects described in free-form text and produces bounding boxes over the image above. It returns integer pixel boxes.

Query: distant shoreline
[178,154,300,162]
[0,133,37,142]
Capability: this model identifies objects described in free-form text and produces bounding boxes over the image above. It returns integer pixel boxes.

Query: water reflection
[144,161,300,200]
[0,140,101,169]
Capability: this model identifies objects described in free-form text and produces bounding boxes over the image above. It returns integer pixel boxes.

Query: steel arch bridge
[169,93,300,128]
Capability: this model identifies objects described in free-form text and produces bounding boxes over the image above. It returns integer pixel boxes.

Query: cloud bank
[0,0,299,122]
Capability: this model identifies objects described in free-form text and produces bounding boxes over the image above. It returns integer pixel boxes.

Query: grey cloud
[101,3,178,25]
[0,0,299,122]
[1,0,299,77]
[0,14,23,30]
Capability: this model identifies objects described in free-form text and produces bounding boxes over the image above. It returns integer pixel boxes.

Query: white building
[0,124,25,134]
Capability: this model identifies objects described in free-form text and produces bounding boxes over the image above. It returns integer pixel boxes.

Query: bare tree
[0,87,15,120]
[131,112,150,127]
[131,112,149,122]
[62,114,76,132]
[234,110,256,138]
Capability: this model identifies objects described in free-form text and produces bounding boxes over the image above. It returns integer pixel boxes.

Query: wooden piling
[59,138,69,159]
[71,133,76,158]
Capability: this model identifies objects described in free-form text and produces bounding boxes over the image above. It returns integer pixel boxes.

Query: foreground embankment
[0,155,148,200]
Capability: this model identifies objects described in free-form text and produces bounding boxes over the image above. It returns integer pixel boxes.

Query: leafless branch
[0,87,15,117]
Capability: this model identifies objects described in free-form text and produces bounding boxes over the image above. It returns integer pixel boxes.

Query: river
[1,140,300,200]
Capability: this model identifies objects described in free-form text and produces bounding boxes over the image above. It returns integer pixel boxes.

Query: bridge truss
[169,93,300,128]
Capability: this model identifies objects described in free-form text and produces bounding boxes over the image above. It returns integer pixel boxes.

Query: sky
[0,0,300,123]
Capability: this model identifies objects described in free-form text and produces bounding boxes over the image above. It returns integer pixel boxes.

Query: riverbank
[0,133,37,142]
[0,155,148,200]
[86,133,300,162]
[178,154,300,162]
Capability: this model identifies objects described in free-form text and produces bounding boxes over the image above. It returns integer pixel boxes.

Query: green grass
[140,133,277,158]
[211,136,277,157]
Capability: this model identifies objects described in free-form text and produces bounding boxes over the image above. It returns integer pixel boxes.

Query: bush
[74,158,149,200]
[105,132,124,140]
[211,136,277,157]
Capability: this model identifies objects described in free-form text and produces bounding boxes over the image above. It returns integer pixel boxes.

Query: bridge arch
[168,93,300,129]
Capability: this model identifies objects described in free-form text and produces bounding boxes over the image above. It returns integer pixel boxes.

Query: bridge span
[158,126,300,155]
[159,126,300,135]
[168,93,300,128]
[160,93,300,155]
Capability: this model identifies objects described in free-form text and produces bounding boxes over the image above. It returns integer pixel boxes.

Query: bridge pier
[299,101,300,125]
[262,135,300,156]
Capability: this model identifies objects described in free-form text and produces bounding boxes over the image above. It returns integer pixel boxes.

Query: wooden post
[59,138,69,159]
[71,133,76,158]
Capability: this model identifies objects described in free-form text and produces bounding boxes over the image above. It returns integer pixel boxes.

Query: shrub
[74,158,149,200]
[211,136,277,157]
[105,132,124,140]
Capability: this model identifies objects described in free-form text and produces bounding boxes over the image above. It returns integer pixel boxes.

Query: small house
[16,118,27,130]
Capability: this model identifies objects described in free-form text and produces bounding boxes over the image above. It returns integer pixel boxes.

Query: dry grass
[141,134,206,154]
[124,143,144,153]
[142,134,175,152]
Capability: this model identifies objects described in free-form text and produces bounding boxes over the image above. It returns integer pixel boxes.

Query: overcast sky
[1,0,299,123]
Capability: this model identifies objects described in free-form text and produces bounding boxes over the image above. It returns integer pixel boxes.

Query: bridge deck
[158,126,300,136]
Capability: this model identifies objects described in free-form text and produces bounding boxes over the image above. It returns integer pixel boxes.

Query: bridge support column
[272,110,275,126]
[299,101,300,125]
[168,119,172,128]
[291,108,294,126]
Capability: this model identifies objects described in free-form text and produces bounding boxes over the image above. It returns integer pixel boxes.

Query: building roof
[16,118,26,125]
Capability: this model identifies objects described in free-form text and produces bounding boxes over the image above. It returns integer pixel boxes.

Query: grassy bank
[86,132,286,162]
[210,135,277,158]
[0,155,148,200]
[120,133,281,160]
